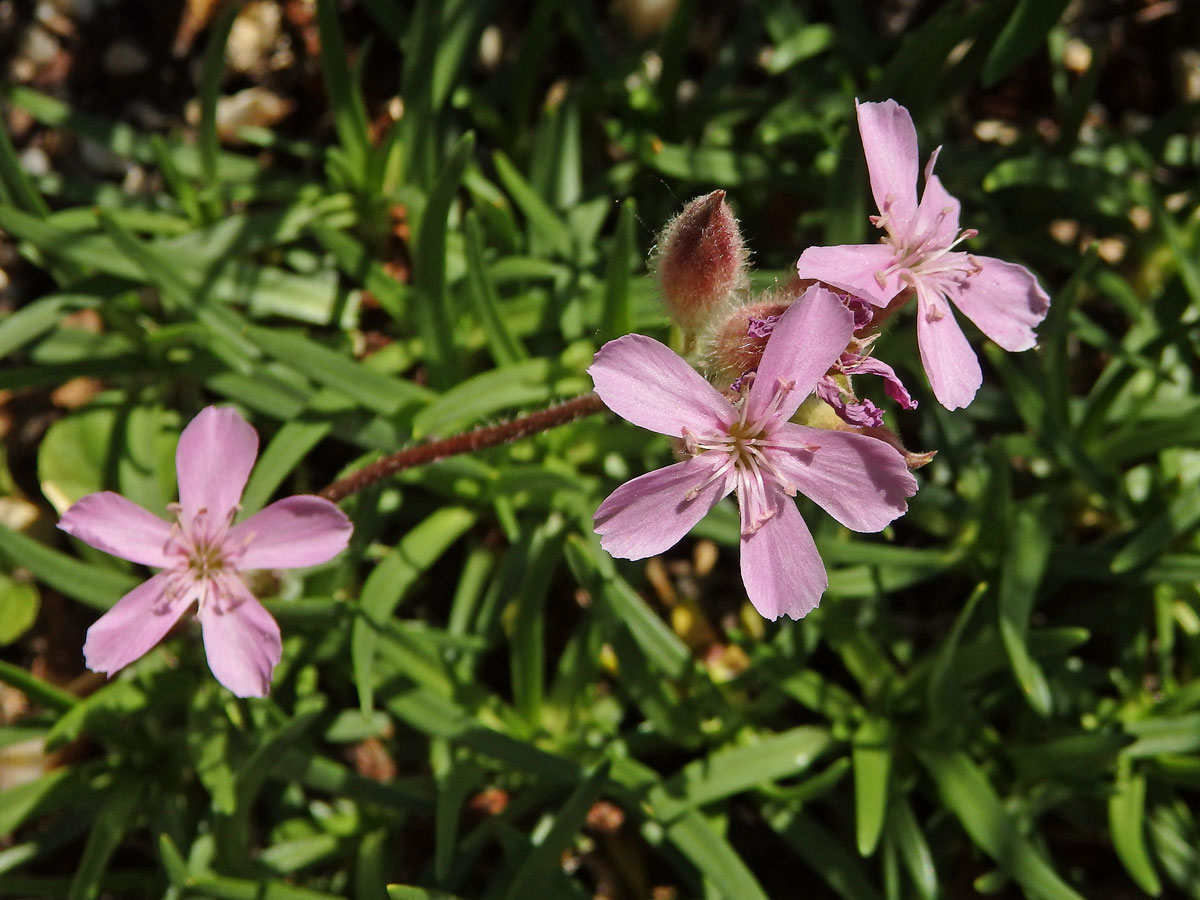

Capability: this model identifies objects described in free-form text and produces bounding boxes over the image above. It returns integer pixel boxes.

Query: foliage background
[2,0,1200,898]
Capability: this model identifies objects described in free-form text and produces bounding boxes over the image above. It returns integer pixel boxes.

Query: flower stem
[319,393,607,502]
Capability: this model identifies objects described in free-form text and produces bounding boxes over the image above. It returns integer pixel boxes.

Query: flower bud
[653,190,748,332]
[703,278,815,385]
[704,299,790,387]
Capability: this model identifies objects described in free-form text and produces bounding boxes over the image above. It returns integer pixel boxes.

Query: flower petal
[851,355,918,409]
[916,291,982,410]
[746,286,854,425]
[739,494,826,621]
[176,406,259,522]
[795,243,904,307]
[230,496,353,570]
[589,334,733,437]
[947,255,1050,352]
[913,173,962,247]
[769,424,917,531]
[59,492,173,567]
[595,455,733,560]
[856,99,919,236]
[200,582,282,698]
[83,572,190,676]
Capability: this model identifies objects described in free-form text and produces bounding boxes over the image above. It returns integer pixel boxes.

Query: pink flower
[589,286,917,620]
[59,406,353,698]
[795,99,1050,410]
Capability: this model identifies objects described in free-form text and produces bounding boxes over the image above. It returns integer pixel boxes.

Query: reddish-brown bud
[653,190,748,332]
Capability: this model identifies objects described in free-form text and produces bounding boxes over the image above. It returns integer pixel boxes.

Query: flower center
[681,377,814,535]
[165,505,239,584]
[873,203,979,290]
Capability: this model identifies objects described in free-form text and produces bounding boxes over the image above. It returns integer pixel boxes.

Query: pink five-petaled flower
[58,406,353,698]
[589,285,917,620]
[795,99,1050,410]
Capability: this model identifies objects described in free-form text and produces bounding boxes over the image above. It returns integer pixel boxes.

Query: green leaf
[0,109,50,217]
[492,151,574,260]
[853,716,892,857]
[926,581,987,724]
[462,211,527,367]
[46,680,149,751]
[311,223,409,322]
[0,658,77,712]
[0,523,139,611]
[982,0,1072,86]
[387,887,467,900]
[998,501,1055,716]
[1125,713,1200,758]
[1109,757,1161,895]
[1111,483,1200,574]
[196,3,238,196]
[563,535,691,679]
[185,874,350,900]
[766,805,885,900]
[509,516,566,724]
[503,762,610,900]
[158,832,190,887]
[67,775,146,900]
[410,131,476,388]
[0,573,39,645]
[410,356,589,439]
[600,198,637,342]
[355,829,390,900]
[239,418,333,516]
[763,23,835,73]
[314,0,371,184]
[0,292,97,359]
[887,795,939,900]
[0,765,92,837]
[244,326,428,417]
[665,809,771,900]
[651,727,833,821]
[432,759,483,882]
[37,401,117,514]
[917,749,1085,900]
[353,508,476,712]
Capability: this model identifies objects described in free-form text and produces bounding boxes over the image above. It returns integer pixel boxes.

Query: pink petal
[795,243,904,307]
[230,496,353,570]
[594,455,733,559]
[913,173,962,247]
[589,334,733,437]
[739,493,826,621]
[83,572,190,676]
[856,99,919,237]
[947,255,1050,352]
[769,424,916,531]
[176,406,259,522]
[916,293,982,410]
[59,492,173,567]
[851,355,917,409]
[746,286,854,425]
[199,583,282,698]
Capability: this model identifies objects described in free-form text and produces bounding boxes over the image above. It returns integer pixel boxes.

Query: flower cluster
[59,99,1050,694]
[591,98,1049,619]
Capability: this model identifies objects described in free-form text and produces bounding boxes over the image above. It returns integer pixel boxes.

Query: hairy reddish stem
[319,393,607,502]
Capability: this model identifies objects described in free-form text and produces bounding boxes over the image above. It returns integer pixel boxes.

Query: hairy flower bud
[704,278,815,385]
[653,190,748,332]
[705,299,790,387]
